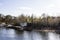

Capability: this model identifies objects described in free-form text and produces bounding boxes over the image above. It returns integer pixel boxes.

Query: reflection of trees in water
[40,32,48,40]
[35,31,48,40]
[15,31,49,40]
[14,30,24,40]
[15,30,23,35]
[23,31,33,40]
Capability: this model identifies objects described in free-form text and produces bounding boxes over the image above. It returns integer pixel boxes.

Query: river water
[0,28,60,40]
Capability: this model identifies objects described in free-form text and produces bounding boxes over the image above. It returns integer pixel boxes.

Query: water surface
[0,28,60,40]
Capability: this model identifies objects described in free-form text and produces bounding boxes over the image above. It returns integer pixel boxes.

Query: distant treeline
[0,13,60,30]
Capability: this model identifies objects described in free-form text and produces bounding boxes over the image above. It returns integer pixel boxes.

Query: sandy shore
[34,30,56,32]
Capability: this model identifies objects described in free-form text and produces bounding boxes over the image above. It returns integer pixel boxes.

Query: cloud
[48,4,55,8]
[18,7,32,10]
[11,7,42,17]
[39,3,59,16]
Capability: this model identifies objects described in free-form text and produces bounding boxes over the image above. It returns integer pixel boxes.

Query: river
[0,28,60,40]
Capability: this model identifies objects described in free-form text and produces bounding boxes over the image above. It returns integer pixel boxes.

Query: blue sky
[0,0,60,17]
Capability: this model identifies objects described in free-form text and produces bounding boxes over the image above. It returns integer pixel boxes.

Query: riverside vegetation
[0,13,60,31]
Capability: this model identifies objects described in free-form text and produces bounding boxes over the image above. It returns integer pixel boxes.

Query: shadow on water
[39,31,48,40]
[55,30,60,34]
[15,30,23,35]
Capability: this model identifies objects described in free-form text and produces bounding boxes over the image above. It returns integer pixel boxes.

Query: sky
[0,0,60,17]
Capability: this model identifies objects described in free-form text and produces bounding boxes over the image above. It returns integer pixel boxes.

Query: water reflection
[23,31,33,40]
[0,28,16,40]
[0,28,60,40]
